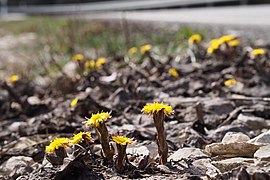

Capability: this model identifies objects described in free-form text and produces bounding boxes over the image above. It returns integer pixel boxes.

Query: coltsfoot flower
[85,112,111,127]
[188,34,202,44]
[207,39,222,54]
[70,98,78,107]
[251,49,266,56]
[72,54,84,62]
[84,60,95,70]
[168,68,179,78]
[8,75,19,83]
[219,35,236,43]
[228,39,240,47]
[142,102,174,116]
[112,136,132,146]
[70,132,93,145]
[96,57,107,69]
[140,44,152,54]
[128,47,138,56]
[45,138,70,153]
[224,79,237,87]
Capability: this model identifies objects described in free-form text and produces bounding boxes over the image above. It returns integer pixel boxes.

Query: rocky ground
[1,20,270,180]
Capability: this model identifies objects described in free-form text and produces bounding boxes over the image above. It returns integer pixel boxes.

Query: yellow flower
[228,39,240,47]
[70,98,78,107]
[112,136,132,146]
[224,79,237,87]
[70,132,93,145]
[96,57,107,69]
[188,34,202,44]
[45,138,70,153]
[251,49,266,56]
[8,75,19,83]
[72,54,84,62]
[207,39,222,54]
[219,35,236,43]
[128,47,138,56]
[140,44,152,54]
[84,60,95,70]
[142,102,174,116]
[85,112,111,127]
[168,68,179,78]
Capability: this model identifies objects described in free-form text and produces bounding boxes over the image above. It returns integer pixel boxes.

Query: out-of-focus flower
[84,60,95,70]
[128,47,138,56]
[112,136,132,146]
[219,35,236,43]
[251,49,266,57]
[70,132,93,145]
[96,57,107,69]
[70,98,78,107]
[228,39,240,47]
[140,44,152,54]
[142,102,174,116]
[188,34,202,44]
[85,112,111,127]
[168,68,179,78]
[8,75,19,83]
[72,54,84,62]
[207,39,222,54]
[45,138,70,153]
[224,79,237,87]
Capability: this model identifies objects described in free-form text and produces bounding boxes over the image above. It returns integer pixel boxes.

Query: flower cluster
[207,35,240,54]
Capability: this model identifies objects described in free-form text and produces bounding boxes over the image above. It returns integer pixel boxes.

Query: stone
[248,130,270,145]
[232,113,268,130]
[205,142,260,157]
[221,132,250,144]
[254,145,270,161]
[212,157,254,172]
[192,158,221,179]
[0,156,34,177]
[127,146,150,157]
[168,147,209,161]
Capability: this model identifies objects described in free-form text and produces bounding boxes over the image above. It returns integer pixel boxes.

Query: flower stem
[115,144,127,173]
[153,110,168,165]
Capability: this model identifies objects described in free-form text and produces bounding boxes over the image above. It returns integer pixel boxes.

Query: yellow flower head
[84,60,95,70]
[112,136,132,146]
[188,34,202,44]
[228,39,240,47]
[70,98,78,107]
[128,47,138,56]
[207,39,222,54]
[219,35,236,43]
[140,44,152,54]
[72,54,84,62]
[168,68,179,78]
[96,57,107,69]
[224,79,237,87]
[70,132,93,145]
[8,75,19,83]
[45,138,70,153]
[251,49,266,56]
[142,102,174,116]
[85,112,111,127]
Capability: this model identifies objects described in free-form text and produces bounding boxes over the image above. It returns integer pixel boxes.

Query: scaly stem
[115,144,127,173]
[153,110,168,165]
[96,123,114,161]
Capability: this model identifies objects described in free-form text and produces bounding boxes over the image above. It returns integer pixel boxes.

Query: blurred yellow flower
[85,112,111,127]
[140,44,152,54]
[96,57,107,69]
[45,138,70,153]
[84,60,95,70]
[142,102,174,116]
[251,49,266,56]
[207,39,222,54]
[8,75,19,83]
[188,34,202,44]
[70,98,78,107]
[168,68,179,78]
[70,132,93,145]
[228,39,240,47]
[224,79,237,87]
[112,136,132,146]
[72,54,84,62]
[128,47,138,56]
[219,35,236,43]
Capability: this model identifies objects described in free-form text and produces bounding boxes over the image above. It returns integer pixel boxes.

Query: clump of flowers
[188,34,202,45]
[112,136,132,173]
[85,112,114,160]
[45,138,70,165]
[207,35,240,55]
[84,58,108,71]
[168,68,179,78]
[142,102,174,164]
